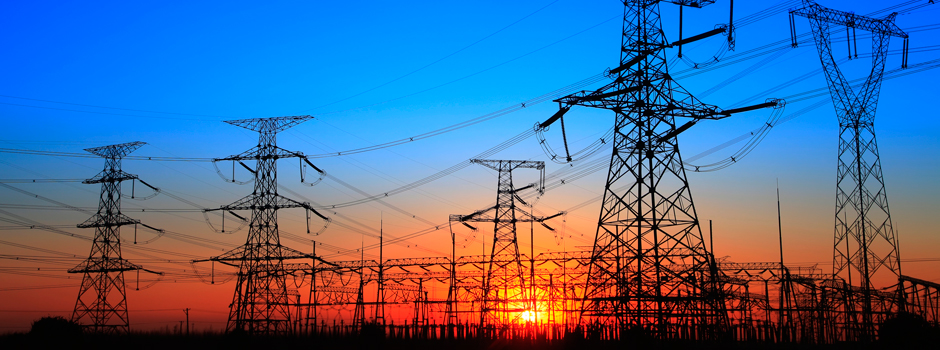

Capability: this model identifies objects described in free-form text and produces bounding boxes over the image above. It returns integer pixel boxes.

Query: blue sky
[1,0,939,330]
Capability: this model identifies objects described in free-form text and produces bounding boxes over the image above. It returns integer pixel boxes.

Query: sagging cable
[300,157,325,187]
[125,179,160,201]
[304,206,331,236]
[211,160,253,185]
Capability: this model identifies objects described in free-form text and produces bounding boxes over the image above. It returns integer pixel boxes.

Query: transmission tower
[69,141,160,333]
[450,159,561,327]
[201,116,328,335]
[791,0,908,341]
[540,0,779,338]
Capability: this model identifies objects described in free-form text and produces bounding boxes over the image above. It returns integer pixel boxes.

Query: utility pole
[306,241,318,334]
[354,238,366,329]
[196,116,329,335]
[446,222,458,330]
[791,0,908,341]
[777,183,792,342]
[184,308,191,335]
[69,141,161,333]
[530,206,536,328]
[376,214,386,325]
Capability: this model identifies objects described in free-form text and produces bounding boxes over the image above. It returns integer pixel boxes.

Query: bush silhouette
[880,312,939,345]
[30,316,83,338]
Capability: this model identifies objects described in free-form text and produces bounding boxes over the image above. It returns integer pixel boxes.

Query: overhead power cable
[682,57,940,171]
[303,73,609,159]
[304,0,563,112]
[313,128,537,209]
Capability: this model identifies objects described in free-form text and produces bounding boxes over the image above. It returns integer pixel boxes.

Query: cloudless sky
[1,0,939,331]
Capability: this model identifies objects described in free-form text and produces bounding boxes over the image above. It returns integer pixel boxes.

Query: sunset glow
[0,1,939,345]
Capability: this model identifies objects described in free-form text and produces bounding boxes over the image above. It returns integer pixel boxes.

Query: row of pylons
[63,0,936,343]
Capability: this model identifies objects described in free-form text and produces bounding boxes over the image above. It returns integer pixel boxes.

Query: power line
[304,0,564,112]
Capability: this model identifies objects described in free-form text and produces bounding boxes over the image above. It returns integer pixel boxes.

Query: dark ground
[0,332,933,350]
[4,315,937,350]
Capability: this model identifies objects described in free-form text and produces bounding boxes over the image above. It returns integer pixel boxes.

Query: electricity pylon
[541,0,778,338]
[201,116,328,335]
[791,0,908,341]
[450,159,561,327]
[69,141,160,333]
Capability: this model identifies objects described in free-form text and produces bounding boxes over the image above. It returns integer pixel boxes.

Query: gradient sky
[1,0,939,332]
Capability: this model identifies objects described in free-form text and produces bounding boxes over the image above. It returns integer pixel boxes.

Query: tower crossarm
[470,159,543,171]
[791,0,908,39]
[451,208,496,223]
[223,115,314,134]
[662,0,716,7]
[84,141,146,159]
[450,206,560,224]
[197,244,333,267]
[554,79,643,110]
[68,258,142,274]
[554,79,778,122]
[77,212,139,229]
[214,146,312,162]
[217,193,301,211]
[68,258,161,275]
[82,170,138,184]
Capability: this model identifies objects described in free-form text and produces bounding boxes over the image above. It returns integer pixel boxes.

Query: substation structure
[253,252,937,343]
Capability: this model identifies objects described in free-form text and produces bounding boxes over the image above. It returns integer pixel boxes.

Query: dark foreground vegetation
[2,316,937,350]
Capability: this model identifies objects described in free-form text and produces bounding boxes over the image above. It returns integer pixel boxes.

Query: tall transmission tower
[69,141,160,333]
[791,0,908,341]
[201,116,328,335]
[540,0,779,338]
[450,159,561,326]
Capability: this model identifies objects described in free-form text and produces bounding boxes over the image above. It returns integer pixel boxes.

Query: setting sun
[520,310,535,323]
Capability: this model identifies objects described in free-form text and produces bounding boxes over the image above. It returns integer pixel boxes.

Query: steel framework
[449,159,561,327]
[287,248,940,343]
[898,275,940,326]
[69,142,159,333]
[202,116,328,334]
[539,0,778,339]
[791,0,908,341]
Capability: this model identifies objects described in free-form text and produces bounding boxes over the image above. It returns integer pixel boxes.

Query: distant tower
[69,142,152,333]
[206,116,327,335]
[791,0,908,341]
[451,159,558,326]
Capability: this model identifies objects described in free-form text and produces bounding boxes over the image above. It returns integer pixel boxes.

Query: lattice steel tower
[542,0,779,338]
[450,159,558,326]
[206,116,327,335]
[69,142,153,333]
[791,0,908,340]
